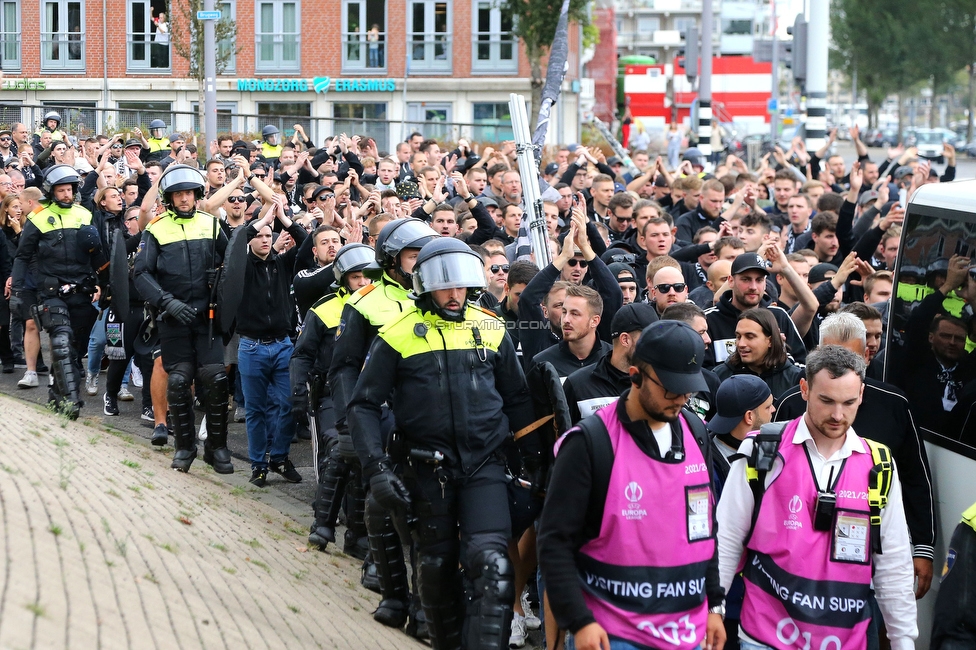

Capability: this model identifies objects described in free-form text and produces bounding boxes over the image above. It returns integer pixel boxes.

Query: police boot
[308,442,349,550]
[464,549,515,650]
[417,554,464,650]
[361,556,381,593]
[405,539,429,639]
[405,595,430,640]
[366,494,410,628]
[201,365,233,474]
[167,366,197,472]
[343,471,369,560]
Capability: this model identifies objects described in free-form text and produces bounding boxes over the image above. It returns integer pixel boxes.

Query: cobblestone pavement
[0,393,423,650]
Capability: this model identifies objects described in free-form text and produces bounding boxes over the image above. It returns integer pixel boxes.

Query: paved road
[0,390,421,649]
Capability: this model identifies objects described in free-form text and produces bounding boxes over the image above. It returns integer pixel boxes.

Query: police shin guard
[417,554,464,650]
[365,494,410,628]
[309,442,349,549]
[464,549,515,650]
[49,325,82,420]
[343,469,369,560]
[200,364,233,474]
[167,364,197,472]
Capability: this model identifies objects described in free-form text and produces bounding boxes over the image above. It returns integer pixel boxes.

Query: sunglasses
[654,283,687,293]
[566,258,588,268]
[111,144,123,149]
[0,137,10,142]
[316,194,335,201]
[613,215,634,223]
[227,196,247,204]
[490,264,510,274]
[252,173,266,179]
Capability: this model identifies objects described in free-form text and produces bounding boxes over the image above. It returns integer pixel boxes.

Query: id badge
[831,510,870,565]
[686,484,712,542]
[713,339,736,363]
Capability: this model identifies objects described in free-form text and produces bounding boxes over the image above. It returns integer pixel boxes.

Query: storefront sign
[236,77,395,94]
[2,79,47,90]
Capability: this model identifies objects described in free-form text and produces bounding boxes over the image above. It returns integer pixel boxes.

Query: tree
[510,0,594,130]
[170,0,239,137]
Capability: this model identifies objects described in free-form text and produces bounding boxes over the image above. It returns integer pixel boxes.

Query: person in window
[367,24,381,68]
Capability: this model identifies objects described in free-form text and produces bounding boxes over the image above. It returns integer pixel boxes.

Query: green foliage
[511,0,591,60]
[169,0,240,80]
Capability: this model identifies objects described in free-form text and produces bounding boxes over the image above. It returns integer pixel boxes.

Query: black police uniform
[12,199,101,413]
[348,301,535,650]
[134,208,229,467]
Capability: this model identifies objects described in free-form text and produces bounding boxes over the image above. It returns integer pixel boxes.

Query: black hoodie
[703,292,807,368]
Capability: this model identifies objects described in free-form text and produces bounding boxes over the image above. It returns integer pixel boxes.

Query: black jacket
[675,207,723,244]
[532,338,613,381]
[703,293,807,368]
[776,377,936,558]
[290,289,347,410]
[347,303,534,474]
[235,222,307,339]
[563,351,630,424]
[13,202,99,293]
[713,358,803,401]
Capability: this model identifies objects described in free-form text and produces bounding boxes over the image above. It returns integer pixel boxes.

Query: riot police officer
[144,119,171,162]
[348,237,535,650]
[133,164,232,474]
[261,125,282,161]
[291,243,375,547]
[32,111,68,147]
[12,165,103,419]
[329,218,438,632]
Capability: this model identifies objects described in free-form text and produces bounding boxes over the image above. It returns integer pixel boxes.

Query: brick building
[0,0,583,151]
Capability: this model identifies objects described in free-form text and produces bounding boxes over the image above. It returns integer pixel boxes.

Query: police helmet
[371,218,439,274]
[42,164,81,196]
[158,164,206,202]
[333,243,378,289]
[43,111,62,128]
[412,237,487,296]
[149,119,166,130]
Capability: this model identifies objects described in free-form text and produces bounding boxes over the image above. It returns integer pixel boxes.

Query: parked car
[865,128,899,148]
[914,128,945,164]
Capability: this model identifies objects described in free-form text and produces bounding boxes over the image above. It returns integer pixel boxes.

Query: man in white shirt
[716,345,917,650]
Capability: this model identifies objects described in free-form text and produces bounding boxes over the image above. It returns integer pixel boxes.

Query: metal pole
[850,66,857,131]
[102,0,108,132]
[509,94,550,270]
[203,0,217,147]
[770,0,779,142]
[401,13,409,143]
[698,0,713,160]
[805,0,828,151]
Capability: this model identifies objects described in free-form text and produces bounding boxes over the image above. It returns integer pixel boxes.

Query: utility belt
[40,275,97,298]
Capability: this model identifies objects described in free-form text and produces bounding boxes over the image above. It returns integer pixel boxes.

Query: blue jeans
[739,640,773,650]
[87,309,107,374]
[238,336,295,469]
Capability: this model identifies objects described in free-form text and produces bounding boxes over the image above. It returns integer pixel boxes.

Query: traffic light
[785,14,807,85]
[684,27,699,82]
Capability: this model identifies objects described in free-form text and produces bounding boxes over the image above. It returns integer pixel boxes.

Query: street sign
[767,98,778,114]
[196,10,221,19]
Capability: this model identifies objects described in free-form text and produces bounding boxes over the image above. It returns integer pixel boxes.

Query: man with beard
[649,265,688,318]
[705,253,806,367]
[563,302,657,422]
[293,226,343,317]
[675,178,726,243]
[532,284,611,380]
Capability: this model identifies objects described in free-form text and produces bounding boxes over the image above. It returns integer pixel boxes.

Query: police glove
[8,291,23,317]
[367,460,411,512]
[162,298,197,325]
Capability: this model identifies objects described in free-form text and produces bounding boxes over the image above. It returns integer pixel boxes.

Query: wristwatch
[708,603,726,619]
[246,174,255,182]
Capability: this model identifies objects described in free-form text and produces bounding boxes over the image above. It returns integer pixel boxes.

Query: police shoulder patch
[348,283,377,304]
[335,318,346,339]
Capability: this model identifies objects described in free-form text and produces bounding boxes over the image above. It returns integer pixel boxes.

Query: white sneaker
[520,590,541,630]
[17,371,38,389]
[118,385,135,401]
[509,612,527,648]
[130,364,144,388]
[85,371,98,396]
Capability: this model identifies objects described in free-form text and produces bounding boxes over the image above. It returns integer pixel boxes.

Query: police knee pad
[166,363,195,402]
[198,363,228,395]
[468,548,514,601]
[464,548,515,650]
[33,302,72,332]
[50,331,73,358]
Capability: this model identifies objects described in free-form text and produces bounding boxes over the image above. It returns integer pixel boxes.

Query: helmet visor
[160,166,205,194]
[382,220,439,257]
[413,251,487,294]
[334,245,377,279]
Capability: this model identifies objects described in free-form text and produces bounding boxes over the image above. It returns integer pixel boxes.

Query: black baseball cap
[607,156,623,167]
[731,252,769,276]
[544,162,560,176]
[808,263,838,284]
[707,375,772,434]
[633,320,708,394]
[610,303,658,339]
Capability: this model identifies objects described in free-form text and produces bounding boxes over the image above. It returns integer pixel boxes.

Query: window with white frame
[255,0,299,71]
[334,103,388,153]
[472,1,515,73]
[342,0,386,71]
[472,102,513,141]
[127,0,170,71]
[0,1,21,71]
[192,102,238,133]
[409,0,450,73]
[216,1,236,72]
[42,0,85,71]
[116,102,174,131]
